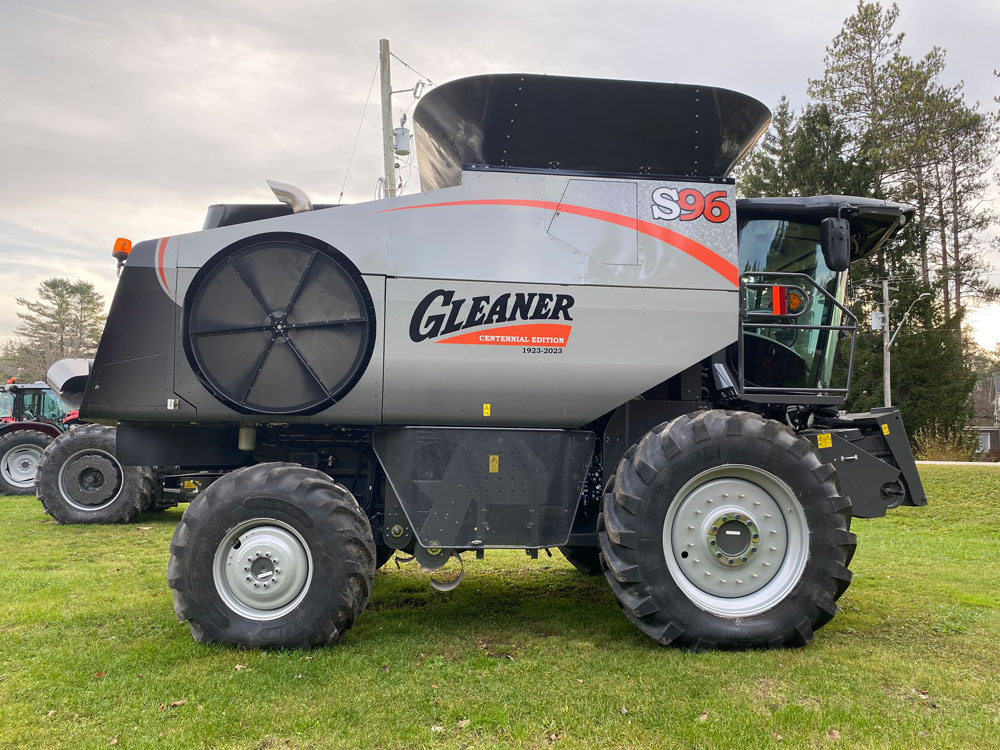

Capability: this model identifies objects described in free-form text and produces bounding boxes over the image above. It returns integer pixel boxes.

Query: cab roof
[737,196,915,263]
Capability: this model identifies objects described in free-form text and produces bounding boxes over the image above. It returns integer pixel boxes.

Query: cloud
[1,0,997,341]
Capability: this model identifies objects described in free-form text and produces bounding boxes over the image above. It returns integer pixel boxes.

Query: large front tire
[0,430,52,495]
[168,463,376,648]
[35,425,154,523]
[599,410,855,650]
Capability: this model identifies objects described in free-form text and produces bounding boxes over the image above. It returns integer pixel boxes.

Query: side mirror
[820,217,851,272]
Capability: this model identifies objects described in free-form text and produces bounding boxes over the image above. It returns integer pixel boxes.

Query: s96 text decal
[650,187,731,223]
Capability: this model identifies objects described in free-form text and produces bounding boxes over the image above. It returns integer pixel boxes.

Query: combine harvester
[43,73,925,649]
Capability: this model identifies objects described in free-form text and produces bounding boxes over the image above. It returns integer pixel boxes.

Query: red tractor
[0,379,76,495]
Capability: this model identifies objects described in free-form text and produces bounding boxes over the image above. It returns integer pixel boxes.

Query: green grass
[1,466,999,749]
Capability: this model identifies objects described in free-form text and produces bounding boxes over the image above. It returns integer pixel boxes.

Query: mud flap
[806,408,927,519]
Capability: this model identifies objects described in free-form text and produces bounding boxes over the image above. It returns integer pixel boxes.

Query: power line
[338,57,380,205]
[389,51,435,86]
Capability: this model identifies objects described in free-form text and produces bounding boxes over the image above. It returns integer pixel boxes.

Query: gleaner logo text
[409,290,575,347]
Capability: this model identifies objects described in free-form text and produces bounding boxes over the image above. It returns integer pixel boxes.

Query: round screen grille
[185,237,374,415]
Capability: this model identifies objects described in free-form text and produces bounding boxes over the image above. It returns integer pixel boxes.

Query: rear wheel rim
[662,464,809,617]
[213,519,313,621]
[57,448,124,511]
[1,443,44,488]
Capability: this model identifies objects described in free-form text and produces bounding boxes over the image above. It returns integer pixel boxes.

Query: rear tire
[36,425,154,524]
[168,463,376,648]
[0,430,52,495]
[599,410,855,650]
[558,545,603,575]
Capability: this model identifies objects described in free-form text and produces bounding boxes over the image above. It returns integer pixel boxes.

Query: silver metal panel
[174,202,389,275]
[382,277,735,427]
[166,172,737,298]
[155,171,741,426]
[385,173,586,284]
[635,180,737,290]
[547,179,638,266]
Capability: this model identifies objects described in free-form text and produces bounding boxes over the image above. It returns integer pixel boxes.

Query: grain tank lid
[412,73,771,191]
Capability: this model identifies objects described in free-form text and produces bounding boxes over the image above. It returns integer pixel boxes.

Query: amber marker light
[112,237,132,262]
[788,290,805,313]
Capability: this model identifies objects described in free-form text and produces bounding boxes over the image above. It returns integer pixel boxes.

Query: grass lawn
[1,465,998,749]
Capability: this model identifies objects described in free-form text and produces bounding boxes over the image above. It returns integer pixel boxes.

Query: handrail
[738,272,858,400]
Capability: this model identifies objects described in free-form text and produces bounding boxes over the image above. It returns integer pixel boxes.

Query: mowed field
[0,465,998,749]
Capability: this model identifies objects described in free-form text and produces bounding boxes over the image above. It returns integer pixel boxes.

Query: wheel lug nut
[741,556,747,562]
[246,576,251,581]
[253,582,259,587]
[275,567,281,573]
[716,552,722,558]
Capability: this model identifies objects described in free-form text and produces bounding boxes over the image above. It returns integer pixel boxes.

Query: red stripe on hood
[375,199,737,286]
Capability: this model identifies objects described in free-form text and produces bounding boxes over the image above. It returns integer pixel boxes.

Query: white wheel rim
[213,519,313,621]
[1,444,43,488]
[662,464,809,617]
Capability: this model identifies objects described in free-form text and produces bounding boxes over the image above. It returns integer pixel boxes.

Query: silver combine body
[41,74,927,651]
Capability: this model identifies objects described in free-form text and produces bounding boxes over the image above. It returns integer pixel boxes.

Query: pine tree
[735,96,796,198]
[1,278,106,381]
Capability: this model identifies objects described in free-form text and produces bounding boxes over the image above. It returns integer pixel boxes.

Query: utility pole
[378,38,396,198]
[878,281,931,409]
[882,279,891,408]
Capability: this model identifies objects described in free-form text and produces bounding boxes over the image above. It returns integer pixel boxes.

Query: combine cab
[45,74,924,649]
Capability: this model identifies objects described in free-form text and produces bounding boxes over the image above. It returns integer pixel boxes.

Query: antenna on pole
[378,39,396,198]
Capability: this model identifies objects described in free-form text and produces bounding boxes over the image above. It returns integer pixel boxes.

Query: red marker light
[771,285,788,315]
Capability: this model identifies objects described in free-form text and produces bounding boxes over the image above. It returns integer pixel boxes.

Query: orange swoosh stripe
[156,237,170,291]
[437,322,572,347]
[375,199,737,286]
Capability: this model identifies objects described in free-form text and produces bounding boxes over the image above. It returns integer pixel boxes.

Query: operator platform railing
[737,271,858,405]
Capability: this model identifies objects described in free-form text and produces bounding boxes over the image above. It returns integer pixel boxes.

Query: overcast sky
[1,0,998,347]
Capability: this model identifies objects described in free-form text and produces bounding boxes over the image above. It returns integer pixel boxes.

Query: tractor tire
[599,410,856,650]
[168,462,376,648]
[36,425,154,524]
[558,545,603,575]
[0,429,52,495]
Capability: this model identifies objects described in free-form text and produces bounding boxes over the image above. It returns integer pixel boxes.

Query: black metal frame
[737,271,857,403]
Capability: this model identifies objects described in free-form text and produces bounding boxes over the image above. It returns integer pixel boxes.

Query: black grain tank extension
[412,73,772,190]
